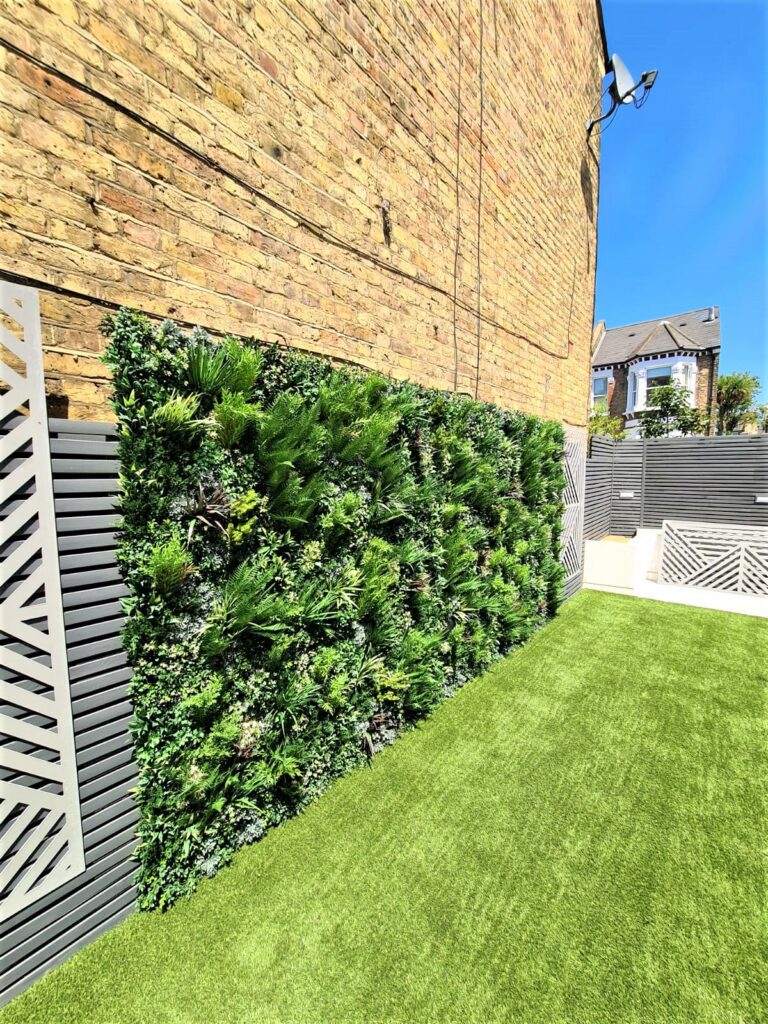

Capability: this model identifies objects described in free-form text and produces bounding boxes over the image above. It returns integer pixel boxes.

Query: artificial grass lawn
[5,591,766,1024]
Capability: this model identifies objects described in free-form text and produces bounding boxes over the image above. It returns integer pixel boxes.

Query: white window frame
[591,370,612,412]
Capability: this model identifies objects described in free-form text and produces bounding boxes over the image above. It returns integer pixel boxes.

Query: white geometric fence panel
[0,281,85,920]
[659,520,768,597]
[562,427,587,593]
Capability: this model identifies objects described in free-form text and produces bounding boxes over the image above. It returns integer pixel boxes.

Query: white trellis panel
[659,520,768,596]
[1,281,85,920]
[562,427,587,596]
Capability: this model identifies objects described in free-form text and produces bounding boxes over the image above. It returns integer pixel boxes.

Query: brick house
[0,1,607,433]
[591,308,721,435]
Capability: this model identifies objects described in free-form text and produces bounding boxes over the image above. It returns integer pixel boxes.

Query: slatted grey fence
[585,434,768,539]
[1,417,136,1006]
[584,437,612,539]
[562,427,586,599]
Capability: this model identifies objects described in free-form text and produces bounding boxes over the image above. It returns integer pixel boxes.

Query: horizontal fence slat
[62,583,129,610]
[49,440,119,458]
[55,496,119,514]
[48,419,118,437]
[54,478,120,496]
[52,458,120,476]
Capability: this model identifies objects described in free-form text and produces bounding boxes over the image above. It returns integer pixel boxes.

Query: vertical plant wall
[105,311,566,908]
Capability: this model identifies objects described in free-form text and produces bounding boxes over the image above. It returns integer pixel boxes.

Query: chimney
[704,306,718,322]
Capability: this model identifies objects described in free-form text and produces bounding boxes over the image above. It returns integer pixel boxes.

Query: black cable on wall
[451,0,464,392]
[473,0,485,400]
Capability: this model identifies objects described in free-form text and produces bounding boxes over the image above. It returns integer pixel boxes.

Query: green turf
[4,591,766,1024]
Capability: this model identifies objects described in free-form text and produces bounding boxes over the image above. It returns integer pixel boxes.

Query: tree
[716,372,760,434]
[589,411,625,439]
[640,382,707,439]
[753,404,768,433]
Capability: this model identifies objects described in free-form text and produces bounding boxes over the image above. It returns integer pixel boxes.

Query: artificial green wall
[105,311,566,908]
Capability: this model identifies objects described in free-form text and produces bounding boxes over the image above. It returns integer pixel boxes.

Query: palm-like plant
[716,373,760,434]
[152,393,201,435]
[187,343,231,395]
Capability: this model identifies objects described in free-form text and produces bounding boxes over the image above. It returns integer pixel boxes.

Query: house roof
[593,307,721,367]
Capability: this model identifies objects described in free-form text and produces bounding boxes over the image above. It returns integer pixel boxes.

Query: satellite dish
[586,54,659,135]
[610,54,636,104]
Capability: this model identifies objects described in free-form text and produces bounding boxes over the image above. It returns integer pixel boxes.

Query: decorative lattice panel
[1,282,85,920]
[659,520,768,596]
[562,429,586,595]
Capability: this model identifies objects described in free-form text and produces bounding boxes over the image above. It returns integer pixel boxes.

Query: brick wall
[695,350,718,433]
[608,365,628,419]
[0,0,606,422]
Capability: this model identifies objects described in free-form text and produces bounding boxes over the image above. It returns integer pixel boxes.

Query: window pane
[593,378,608,397]
[647,366,672,390]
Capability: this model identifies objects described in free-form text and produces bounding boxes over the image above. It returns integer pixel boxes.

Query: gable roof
[593,307,721,367]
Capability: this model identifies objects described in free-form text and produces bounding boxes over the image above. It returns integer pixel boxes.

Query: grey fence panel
[1,419,137,1007]
[642,435,768,527]
[608,443,643,536]
[584,435,768,538]
[562,427,586,599]
[584,437,612,539]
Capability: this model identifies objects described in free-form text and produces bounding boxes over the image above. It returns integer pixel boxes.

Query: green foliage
[752,404,768,433]
[187,342,232,395]
[187,335,264,398]
[145,535,195,595]
[212,390,262,448]
[104,310,566,909]
[716,372,761,434]
[153,393,201,436]
[589,412,625,439]
[640,382,708,438]
[221,338,263,396]
[227,490,268,546]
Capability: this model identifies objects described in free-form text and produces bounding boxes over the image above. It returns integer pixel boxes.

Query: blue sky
[596,0,768,401]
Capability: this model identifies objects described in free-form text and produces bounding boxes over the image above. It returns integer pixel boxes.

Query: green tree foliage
[589,412,625,440]
[752,404,768,433]
[716,372,761,434]
[640,382,708,438]
[103,309,566,908]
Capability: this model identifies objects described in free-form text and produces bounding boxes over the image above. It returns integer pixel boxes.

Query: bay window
[626,357,697,417]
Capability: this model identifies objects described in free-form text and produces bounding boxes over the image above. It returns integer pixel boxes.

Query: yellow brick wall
[0,0,606,425]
